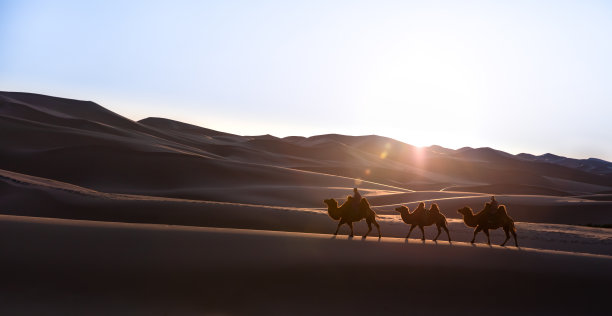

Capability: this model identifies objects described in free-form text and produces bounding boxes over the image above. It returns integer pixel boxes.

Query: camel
[457,203,518,247]
[394,202,451,242]
[323,196,381,238]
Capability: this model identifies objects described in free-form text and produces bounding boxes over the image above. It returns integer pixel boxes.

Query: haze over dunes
[1,91,611,314]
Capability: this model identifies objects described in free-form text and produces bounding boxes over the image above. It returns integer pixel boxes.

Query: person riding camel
[486,196,500,223]
[352,188,362,213]
[489,196,499,213]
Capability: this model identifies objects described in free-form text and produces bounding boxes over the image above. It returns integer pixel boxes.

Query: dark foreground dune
[0,215,610,315]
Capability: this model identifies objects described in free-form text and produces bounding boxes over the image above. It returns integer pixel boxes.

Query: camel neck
[463,212,478,227]
[400,211,415,224]
[326,203,342,220]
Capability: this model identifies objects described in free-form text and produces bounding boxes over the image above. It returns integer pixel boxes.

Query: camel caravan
[324,189,518,247]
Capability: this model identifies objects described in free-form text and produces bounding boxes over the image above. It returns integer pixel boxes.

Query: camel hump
[497,205,509,217]
[429,203,441,213]
[414,207,427,216]
[345,196,356,207]
[360,197,370,207]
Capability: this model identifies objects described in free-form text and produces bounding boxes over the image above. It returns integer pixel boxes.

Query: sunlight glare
[413,146,427,169]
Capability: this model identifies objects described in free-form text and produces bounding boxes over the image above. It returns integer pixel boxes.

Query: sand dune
[2,168,610,256]
[2,91,612,314]
[3,91,612,197]
[0,215,610,315]
[442,183,573,196]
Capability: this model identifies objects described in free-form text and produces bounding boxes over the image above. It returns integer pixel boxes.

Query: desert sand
[1,91,611,314]
[0,215,610,315]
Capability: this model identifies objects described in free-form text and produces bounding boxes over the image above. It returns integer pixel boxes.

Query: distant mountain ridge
[2,91,612,198]
[516,153,612,175]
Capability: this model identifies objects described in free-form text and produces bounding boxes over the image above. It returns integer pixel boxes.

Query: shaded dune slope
[0,215,610,315]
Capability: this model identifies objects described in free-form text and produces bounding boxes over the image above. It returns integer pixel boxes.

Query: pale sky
[1,0,611,160]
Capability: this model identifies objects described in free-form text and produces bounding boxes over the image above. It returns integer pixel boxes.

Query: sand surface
[2,92,612,314]
[2,167,611,256]
[0,215,610,315]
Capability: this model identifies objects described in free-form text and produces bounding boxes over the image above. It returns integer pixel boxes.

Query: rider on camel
[352,187,362,212]
[486,196,500,223]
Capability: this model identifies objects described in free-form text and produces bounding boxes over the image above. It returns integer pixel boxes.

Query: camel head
[457,206,472,216]
[323,198,338,208]
[394,205,409,214]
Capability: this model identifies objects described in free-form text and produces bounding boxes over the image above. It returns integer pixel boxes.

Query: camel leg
[406,224,417,239]
[419,225,426,241]
[501,226,511,246]
[347,222,354,237]
[511,226,519,247]
[433,224,442,241]
[471,226,483,243]
[443,224,451,242]
[334,219,346,235]
[372,217,382,238]
[363,218,373,238]
[483,228,491,245]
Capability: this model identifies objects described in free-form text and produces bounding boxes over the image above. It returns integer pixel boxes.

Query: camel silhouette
[394,203,451,242]
[323,196,381,238]
[457,203,518,247]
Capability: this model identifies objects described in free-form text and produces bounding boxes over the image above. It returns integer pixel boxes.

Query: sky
[1,0,612,160]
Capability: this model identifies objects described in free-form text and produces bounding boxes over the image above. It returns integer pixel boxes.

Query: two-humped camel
[323,196,381,238]
[457,203,518,247]
[394,202,451,242]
